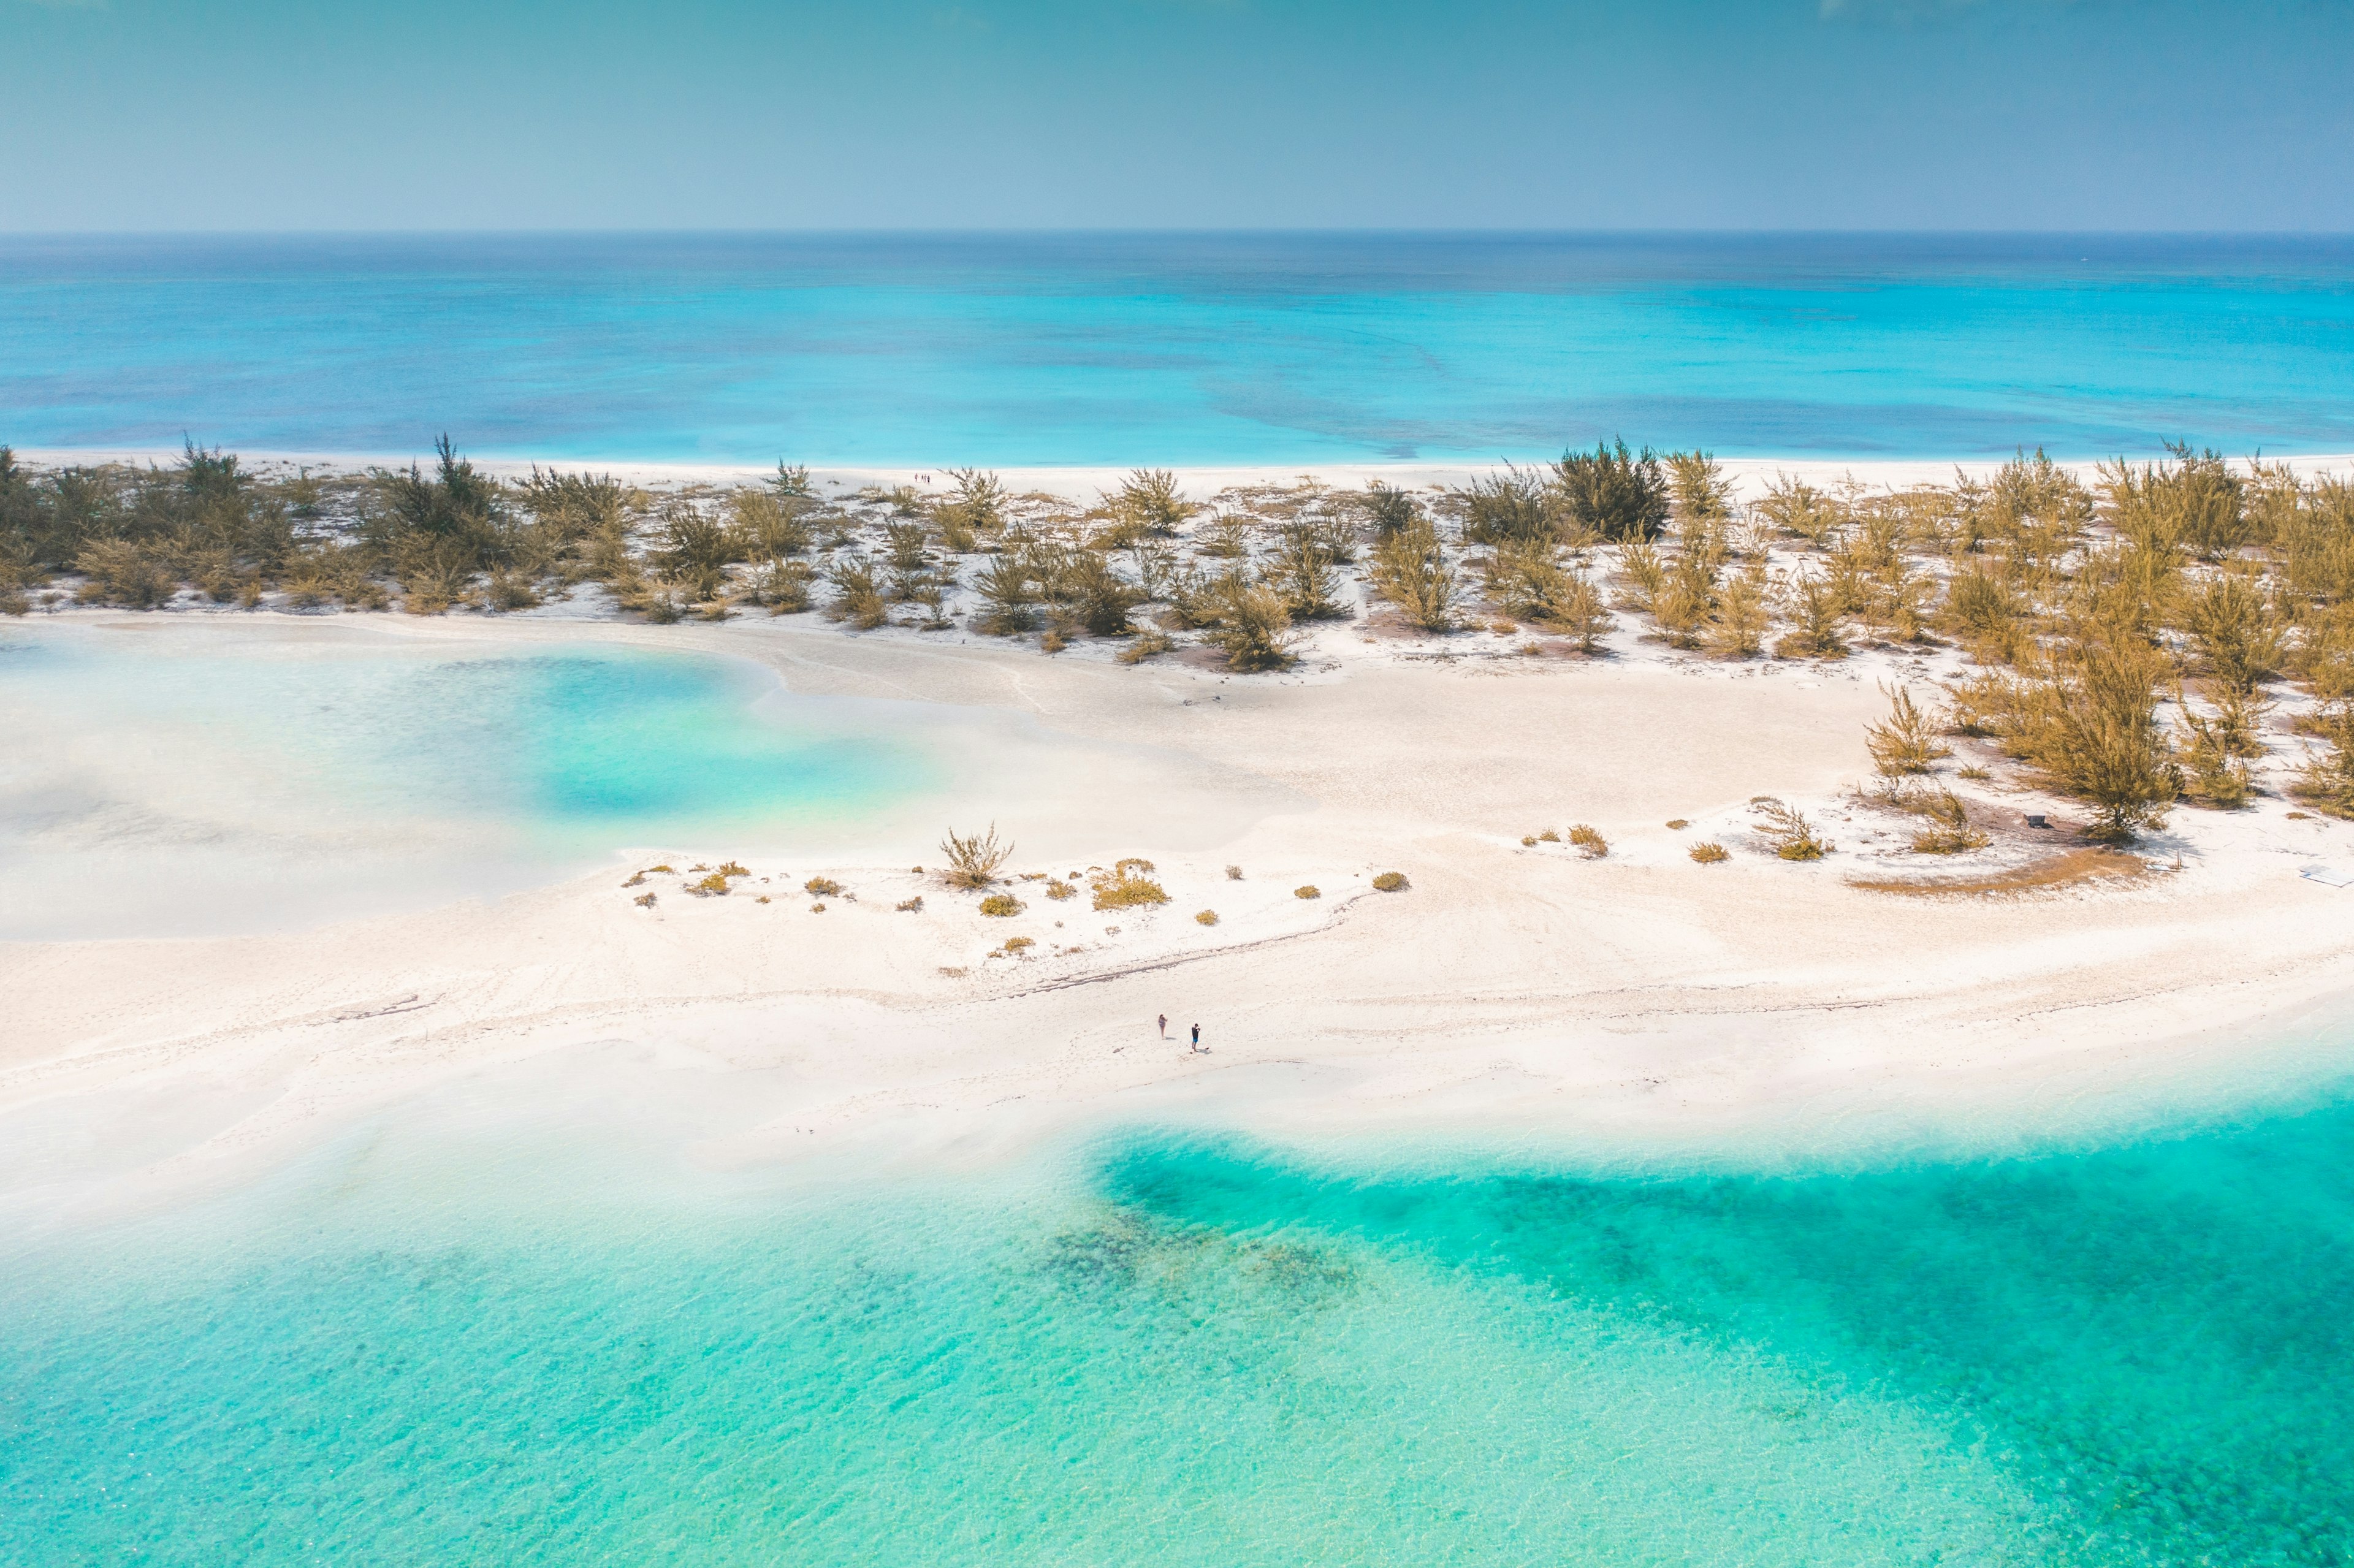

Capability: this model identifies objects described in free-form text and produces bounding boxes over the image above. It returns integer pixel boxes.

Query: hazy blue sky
[3,0,2350,231]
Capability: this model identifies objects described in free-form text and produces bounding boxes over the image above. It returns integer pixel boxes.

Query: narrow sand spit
[6,603,2354,1219]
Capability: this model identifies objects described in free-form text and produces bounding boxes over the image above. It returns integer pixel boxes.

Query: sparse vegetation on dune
[14,440,2353,852]
[1372,871,1407,892]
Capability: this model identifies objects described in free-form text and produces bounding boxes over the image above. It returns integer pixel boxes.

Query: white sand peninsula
[5,605,2352,1218]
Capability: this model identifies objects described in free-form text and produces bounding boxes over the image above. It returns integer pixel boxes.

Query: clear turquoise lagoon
[6,234,2354,465]
[0,624,942,937]
[5,1090,2353,1565]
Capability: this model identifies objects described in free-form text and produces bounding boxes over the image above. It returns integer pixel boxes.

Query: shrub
[826,555,887,629]
[715,861,748,878]
[810,902,828,913]
[1372,871,1407,891]
[1775,572,1849,659]
[1040,628,1068,653]
[1554,439,1670,542]
[2292,702,2354,818]
[940,823,1014,888]
[1371,518,1461,632]
[1867,685,1951,780]
[1045,878,1076,900]
[646,864,674,873]
[979,892,1024,916]
[1225,864,1243,880]
[1117,469,1195,536]
[1665,818,1689,829]
[633,891,658,907]
[2182,569,2282,693]
[1705,563,1772,658]
[1567,824,1608,858]
[896,896,924,912]
[1459,467,1555,546]
[1204,581,1304,671]
[1364,482,1420,537]
[1908,788,1991,853]
[804,877,842,897]
[2178,691,2257,809]
[1689,841,1730,864]
[1092,860,1170,910]
[1116,629,1174,664]
[996,935,1035,955]
[622,872,647,888]
[1270,523,1346,620]
[1294,884,1321,899]
[1195,909,1219,926]
[1751,797,1832,860]
[2032,637,2181,843]
[690,872,731,896]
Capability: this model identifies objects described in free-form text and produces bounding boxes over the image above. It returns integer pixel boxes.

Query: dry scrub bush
[1195,909,1219,926]
[1751,797,1832,860]
[1555,440,1670,542]
[1294,885,1322,899]
[1372,519,1463,632]
[940,824,1014,888]
[1689,841,1731,864]
[826,555,887,630]
[1372,871,1408,892]
[2182,570,2282,693]
[1567,824,1608,858]
[1705,565,1772,658]
[1225,864,1244,880]
[996,935,1034,954]
[979,893,1024,917]
[1091,859,1170,910]
[2293,704,2354,818]
[1776,573,1849,660]
[1116,628,1174,664]
[804,877,842,897]
[1867,685,1950,780]
[1908,788,1990,854]
[1206,582,1305,671]
[688,872,732,896]
[896,896,924,912]
[1045,879,1076,901]
[2030,639,2181,843]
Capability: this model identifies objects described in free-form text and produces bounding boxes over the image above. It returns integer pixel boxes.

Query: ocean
[5,1090,2352,1566]
[4,232,2353,467]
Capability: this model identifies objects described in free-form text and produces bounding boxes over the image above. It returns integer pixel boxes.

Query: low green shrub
[1294,885,1321,899]
[1372,872,1407,892]
[980,892,1024,916]
[805,877,842,897]
[1195,909,1219,926]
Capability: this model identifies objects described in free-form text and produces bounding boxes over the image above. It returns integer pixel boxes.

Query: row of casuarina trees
[5,436,2353,841]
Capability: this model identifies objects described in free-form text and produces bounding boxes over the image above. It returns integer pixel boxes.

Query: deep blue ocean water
[5,232,2353,466]
[6,1094,2353,1565]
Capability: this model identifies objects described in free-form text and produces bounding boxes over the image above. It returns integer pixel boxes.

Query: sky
[1,0,2350,232]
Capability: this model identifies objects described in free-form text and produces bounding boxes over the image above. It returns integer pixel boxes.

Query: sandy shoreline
[8,601,2354,1227]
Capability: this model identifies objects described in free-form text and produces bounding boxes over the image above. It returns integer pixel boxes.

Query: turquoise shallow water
[0,626,939,937]
[6,233,2354,465]
[7,1094,2352,1564]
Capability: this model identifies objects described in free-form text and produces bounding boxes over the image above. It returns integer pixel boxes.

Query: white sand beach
[7,587,2354,1224]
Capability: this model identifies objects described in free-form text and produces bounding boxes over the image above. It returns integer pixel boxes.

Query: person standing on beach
[1158,1013,1168,1038]
[1190,1023,1201,1052]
